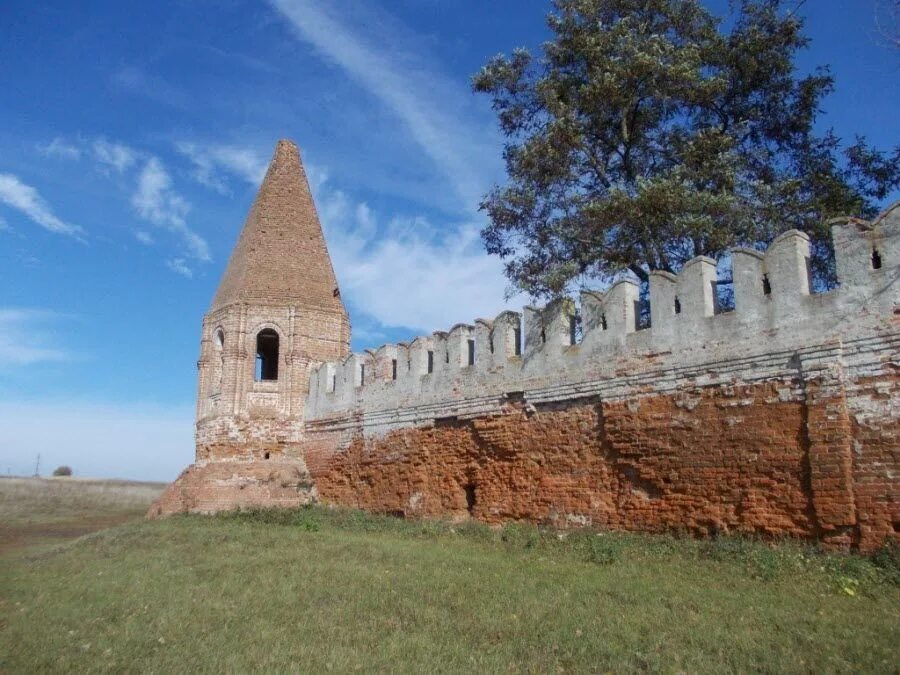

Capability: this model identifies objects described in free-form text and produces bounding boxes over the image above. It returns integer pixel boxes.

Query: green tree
[473,0,899,297]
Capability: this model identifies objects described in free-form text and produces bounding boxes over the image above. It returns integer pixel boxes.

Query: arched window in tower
[255,329,279,381]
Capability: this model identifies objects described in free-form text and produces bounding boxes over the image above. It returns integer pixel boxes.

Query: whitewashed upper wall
[306,205,900,420]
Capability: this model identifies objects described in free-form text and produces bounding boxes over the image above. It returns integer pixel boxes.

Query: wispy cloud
[0,173,85,238]
[266,0,501,210]
[93,138,138,173]
[134,230,154,245]
[131,157,210,270]
[311,168,514,336]
[166,257,193,278]
[38,137,81,160]
[0,308,72,368]
[175,142,267,193]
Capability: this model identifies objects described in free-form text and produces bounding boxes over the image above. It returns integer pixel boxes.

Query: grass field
[0,476,165,557]
[1,479,898,673]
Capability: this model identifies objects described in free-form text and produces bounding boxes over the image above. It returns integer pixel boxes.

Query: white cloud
[0,400,193,482]
[93,138,138,173]
[134,230,154,245]
[132,157,210,267]
[0,308,72,368]
[311,172,514,336]
[176,142,268,193]
[0,173,85,238]
[166,258,193,278]
[266,0,501,209]
[38,137,81,160]
[0,215,8,231]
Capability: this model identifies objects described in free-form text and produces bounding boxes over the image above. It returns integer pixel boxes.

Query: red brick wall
[304,378,899,551]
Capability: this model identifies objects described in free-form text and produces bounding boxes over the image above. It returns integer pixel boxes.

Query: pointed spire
[211,139,346,314]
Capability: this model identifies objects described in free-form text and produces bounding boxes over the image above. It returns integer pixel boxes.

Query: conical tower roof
[210,139,346,314]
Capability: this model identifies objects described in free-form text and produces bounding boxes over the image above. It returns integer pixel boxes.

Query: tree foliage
[473,0,900,297]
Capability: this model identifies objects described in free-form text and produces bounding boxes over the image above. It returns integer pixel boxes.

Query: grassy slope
[1,505,898,674]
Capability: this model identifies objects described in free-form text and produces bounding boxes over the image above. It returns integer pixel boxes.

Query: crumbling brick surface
[148,458,317,518]
[303,378,898,551]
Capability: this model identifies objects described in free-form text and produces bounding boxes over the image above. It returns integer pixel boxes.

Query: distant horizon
[2,0,897,482]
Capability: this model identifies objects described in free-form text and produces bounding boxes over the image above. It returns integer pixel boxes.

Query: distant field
[1,481,898,672]
[0,476,165,556]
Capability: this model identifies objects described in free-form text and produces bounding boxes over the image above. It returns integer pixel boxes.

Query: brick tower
[150,139,350,516]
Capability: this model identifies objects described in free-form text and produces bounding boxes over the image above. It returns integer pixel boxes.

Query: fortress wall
[306,215,899,426]
[301,208,900,550]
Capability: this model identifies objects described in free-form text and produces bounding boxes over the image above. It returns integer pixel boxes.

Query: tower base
[148,457,317,518]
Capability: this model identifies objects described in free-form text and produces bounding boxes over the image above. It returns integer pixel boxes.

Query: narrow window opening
[714,279,735,313]
[255,329,279,381]
[674,296,681,314]
[514,327,522,355]
[445,350,449,364]
[489,337,494,354]
[464,483,476,516]
[569,315,578,345]
[762,274,772,296]
[330,374,336,392]
[600,313,607,331]
[360,363,366,386]
[427,350,434,373]
[540,328,546,344]
[635,281,651,330]
[263,451,270,460]
[872,248,882,270]
[467,339,475,366]
[215,328,225,349]
[391,358,398,380]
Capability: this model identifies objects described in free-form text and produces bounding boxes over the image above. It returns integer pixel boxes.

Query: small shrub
[698,535,787,581]
[52,466,72,477]
[500,522,541,550]
[571,532,620,566]
[869,544,900,586]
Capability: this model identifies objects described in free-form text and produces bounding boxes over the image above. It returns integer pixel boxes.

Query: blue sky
[1,0,897,480]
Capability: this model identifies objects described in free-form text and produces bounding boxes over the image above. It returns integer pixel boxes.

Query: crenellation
[448,323,475,368]
[595,278,639,341]
[491,310,522,364]
[305,206,900,426]
[765,229,811,301]
[676,255,717,320]
[731,247,767,316]
[474,318,493,369]
[649,270,677,339]
[374,344,398,381]
[431,331,450,374]
[522,306,543,357]
[832,204,900,293]
[407,336,434,378]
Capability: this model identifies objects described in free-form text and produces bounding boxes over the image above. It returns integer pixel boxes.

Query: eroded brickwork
[302,375,898,550]
[149,459,317,517]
